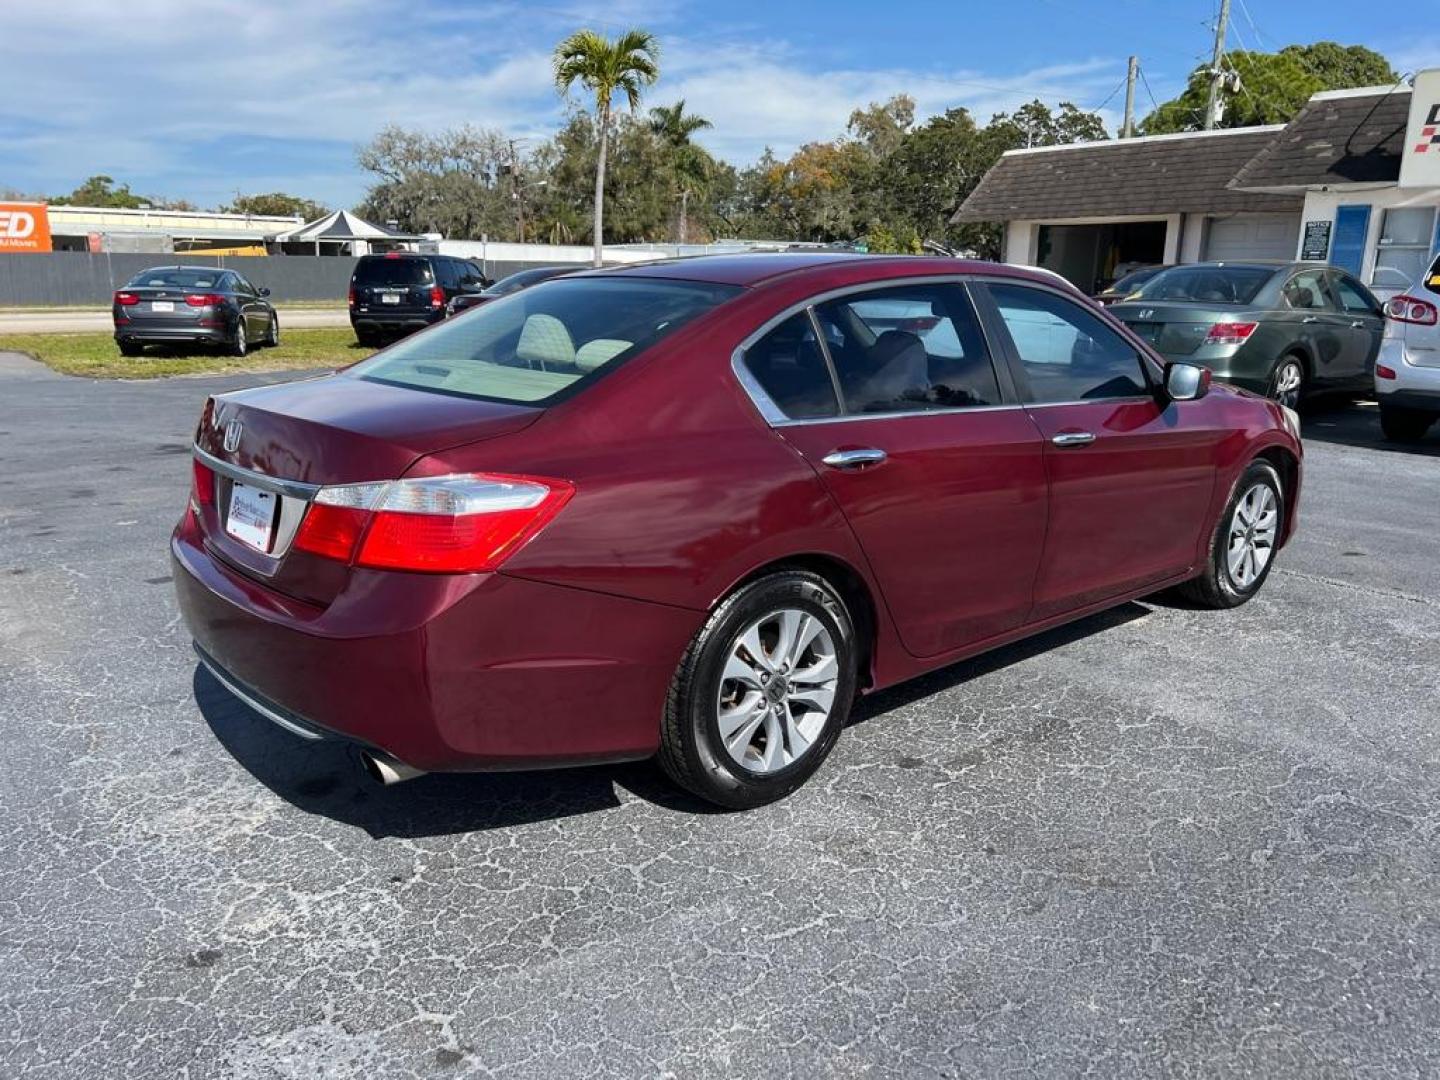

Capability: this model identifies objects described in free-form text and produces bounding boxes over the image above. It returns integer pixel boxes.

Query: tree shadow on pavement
[194,666,719,838]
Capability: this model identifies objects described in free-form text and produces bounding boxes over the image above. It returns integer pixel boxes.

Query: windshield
[1136,265,1276,304]
[352,277,741,404]
[125,268,223,289]
[354,258,433,287]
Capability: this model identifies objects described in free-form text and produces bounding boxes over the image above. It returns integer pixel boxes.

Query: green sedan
[1109,262,1383,407]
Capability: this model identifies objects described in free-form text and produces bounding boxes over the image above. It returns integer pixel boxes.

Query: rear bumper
[351,312,442,335]
[1376,339,1440,411]
[115,325,229,345]
[172,512,700,772]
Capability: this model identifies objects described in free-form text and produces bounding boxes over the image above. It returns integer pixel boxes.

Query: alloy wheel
[1272,360,1302,409]
[715,608,839,775]
[1226,482,1278,590]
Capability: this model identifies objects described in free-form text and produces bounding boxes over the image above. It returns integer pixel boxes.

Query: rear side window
[743,313,839,419]
[1329,273,1380,315]
[814,284,1000,412]
[354,258,433,287]
[1281,270,1335,311]
[988,283,1148,403]
[352,277,740,404]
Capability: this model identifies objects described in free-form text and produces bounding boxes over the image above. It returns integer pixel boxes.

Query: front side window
[352,277,739,404]
[1329,273,1380,316]
[988,283,1149,403]
[812,284,1000,413]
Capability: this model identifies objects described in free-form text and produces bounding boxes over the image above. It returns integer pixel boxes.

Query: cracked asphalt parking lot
[1,350,1437,1079]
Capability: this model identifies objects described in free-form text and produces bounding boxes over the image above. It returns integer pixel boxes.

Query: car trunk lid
[1111,301,1248,357]
[192,374,542,604]
[116,284,213,324]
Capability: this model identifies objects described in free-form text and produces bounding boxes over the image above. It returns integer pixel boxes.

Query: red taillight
[191,459,216,507]
[347,287,356,307]
[185,293,225,307]
[429,285,445,309]
[1384,295,1438,325]
[114,291,140,306]
[293,503,369,561]
[1376,364,1397,380]
[1205,321,1259,345]
[292,474,574,573]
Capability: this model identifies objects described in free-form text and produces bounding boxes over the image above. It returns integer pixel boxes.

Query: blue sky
[0,0,1433,211]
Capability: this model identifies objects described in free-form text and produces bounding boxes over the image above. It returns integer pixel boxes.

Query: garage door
[1203,214,1301,261]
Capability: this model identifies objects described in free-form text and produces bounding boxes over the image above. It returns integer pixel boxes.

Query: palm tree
[649,100,713,244]
[553,29,661,267]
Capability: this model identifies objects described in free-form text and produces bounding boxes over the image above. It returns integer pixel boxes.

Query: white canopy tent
[271,210,422,255]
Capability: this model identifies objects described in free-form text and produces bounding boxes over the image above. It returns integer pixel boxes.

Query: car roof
[583,252,1072,291]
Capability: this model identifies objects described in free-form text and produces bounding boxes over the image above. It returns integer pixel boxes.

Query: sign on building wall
[1301,220,1332,261]
[0,202,53,253]
[1400,68,1440,189]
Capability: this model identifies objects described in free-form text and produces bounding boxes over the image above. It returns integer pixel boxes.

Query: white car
[1376,253,1440,442]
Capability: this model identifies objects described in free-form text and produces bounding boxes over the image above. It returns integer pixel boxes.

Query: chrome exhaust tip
[358,750,426,786]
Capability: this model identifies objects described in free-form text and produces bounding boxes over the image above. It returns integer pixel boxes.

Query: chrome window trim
[193,445,320,500]
[729,274,1019,427]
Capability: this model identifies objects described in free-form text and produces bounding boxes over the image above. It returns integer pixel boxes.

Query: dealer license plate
[381,292,401,305]
[225,482,278,553]
[150,300,174,312]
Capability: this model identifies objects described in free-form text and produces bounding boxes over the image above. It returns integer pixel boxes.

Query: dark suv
[348,253,489,343]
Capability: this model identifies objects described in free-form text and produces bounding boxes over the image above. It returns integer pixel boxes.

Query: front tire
[658,571,859,810]
[1379,405,1433,443]
[1177,460,1284,609]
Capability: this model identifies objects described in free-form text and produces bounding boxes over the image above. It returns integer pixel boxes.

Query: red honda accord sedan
[173,253,1302,809]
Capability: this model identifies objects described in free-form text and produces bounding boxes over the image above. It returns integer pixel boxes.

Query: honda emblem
[223,419,243,453]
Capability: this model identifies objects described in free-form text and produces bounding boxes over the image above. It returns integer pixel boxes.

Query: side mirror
[258,286,271,297]
[1164,361,1211,401]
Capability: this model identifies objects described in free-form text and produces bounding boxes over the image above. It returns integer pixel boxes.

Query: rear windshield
[351,277,741,404]
[1110,266,1164,294]
[125,268,222,289]
[488,267,568,296]
[1135,265,1275,304]
[353,258,433,287]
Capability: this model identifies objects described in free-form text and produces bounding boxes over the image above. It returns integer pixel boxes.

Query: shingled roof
[952,127,1302,223]
[1229,86,1411,191]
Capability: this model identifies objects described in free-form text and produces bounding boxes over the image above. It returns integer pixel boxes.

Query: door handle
[1302,315,1319,323]
[821,448,887,470]
[1051,431,1097,448]
[1350,320,1365,328]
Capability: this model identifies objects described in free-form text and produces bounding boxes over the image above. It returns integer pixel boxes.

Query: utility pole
[1204,0,1231,131]
[1122,55,1138,138]
[508,139,525,244]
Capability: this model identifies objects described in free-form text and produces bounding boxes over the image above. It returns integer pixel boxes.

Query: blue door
[1330,205,1371,276]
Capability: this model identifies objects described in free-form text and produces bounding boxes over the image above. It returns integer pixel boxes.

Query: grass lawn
[0,328,376,379]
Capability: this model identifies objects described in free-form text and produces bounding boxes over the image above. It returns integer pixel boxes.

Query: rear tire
[117,341,143,357]
[1268,355,1305,409]
[1379,405,1434,443]
[658,571,859,810]
[265,314,279,348]
[1177,460,1284,609]
[228,319,248,358]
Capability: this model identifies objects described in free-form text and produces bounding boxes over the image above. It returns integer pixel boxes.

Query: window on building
[1372,207,1436,291]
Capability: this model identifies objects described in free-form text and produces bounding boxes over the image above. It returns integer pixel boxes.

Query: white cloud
[0,0,1123,205]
